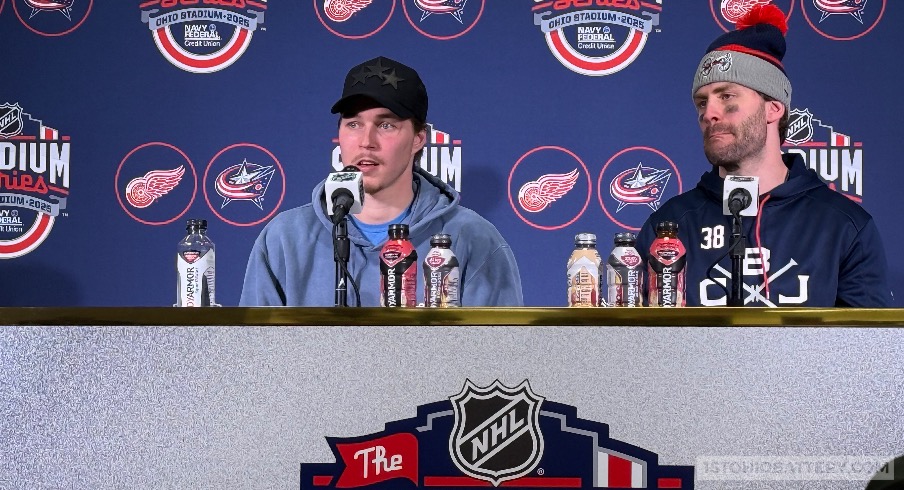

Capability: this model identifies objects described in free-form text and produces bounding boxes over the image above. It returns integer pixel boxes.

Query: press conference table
[3,307,902,489]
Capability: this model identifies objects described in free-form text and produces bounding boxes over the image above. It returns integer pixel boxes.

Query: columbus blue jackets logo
[814,0,869,23]
[139,0,267,73]
[609,163,671,212]
[0,104,71,259]
[532,0,662,76]
[414,0,467,23]
[299,379,694,489]
[801,0,884,40]
[401,0,483,39]
[214,159,275,209]
[783,108,864,202]
[23,0,74,20]
[204,143,284,226]
[12,0,92,36]
[599,147,681,231]
[449,380,544,486]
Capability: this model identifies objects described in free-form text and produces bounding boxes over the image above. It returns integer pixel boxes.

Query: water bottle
[176,219,217,307]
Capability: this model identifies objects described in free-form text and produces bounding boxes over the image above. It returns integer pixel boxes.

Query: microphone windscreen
[722,175,759,216]
[325,167,364,216]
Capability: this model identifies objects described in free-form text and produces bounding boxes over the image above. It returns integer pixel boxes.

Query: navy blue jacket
[637,153,892,307]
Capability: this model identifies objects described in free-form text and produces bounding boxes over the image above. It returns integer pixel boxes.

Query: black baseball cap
[331,56,428,122]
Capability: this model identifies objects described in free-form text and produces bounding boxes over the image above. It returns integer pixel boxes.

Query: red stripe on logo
[608,456,632,487]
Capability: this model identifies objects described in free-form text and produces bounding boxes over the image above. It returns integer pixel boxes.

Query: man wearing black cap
[239,56,523,306]
[636,3,891,307]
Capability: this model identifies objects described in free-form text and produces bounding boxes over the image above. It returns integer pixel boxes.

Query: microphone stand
[729,211,745,307]
[333,217,350,307]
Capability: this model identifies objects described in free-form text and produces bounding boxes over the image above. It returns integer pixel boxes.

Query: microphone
[722,175,759,217]
[325,166,364,224]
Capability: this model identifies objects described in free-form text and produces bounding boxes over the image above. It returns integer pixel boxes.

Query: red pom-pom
[736,4,788,35]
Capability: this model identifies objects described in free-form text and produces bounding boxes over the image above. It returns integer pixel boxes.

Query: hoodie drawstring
[755,194,772,301]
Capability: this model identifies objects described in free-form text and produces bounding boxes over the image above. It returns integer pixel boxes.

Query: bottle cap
[614,232,637,245]
[388,223,410,239]
[656,221,678,234]
[186,219,207,231]
[430,233,452,247]
[574,233,597,246]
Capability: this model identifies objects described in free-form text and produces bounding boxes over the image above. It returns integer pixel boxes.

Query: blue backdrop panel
[0,0,900,306]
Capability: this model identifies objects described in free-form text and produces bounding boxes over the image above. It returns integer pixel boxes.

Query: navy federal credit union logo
[300,379,695,489]
[139,0,267,73]
[0,103,71,259]
[532,0,663,76]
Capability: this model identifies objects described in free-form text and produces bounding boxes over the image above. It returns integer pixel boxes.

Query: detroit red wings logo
[610,163,671,211]
[518,169,579,213]
[24,0,75,19]
[720,0,771,24]
[324,0,372,22]
[125,165,185,209]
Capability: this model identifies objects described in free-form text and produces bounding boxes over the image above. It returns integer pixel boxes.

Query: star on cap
[350,67,369,86]
[381,69,404,89]
[364,58,391,80]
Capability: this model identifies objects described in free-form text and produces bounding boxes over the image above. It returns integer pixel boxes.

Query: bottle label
[648,238,686,307]
[380,240,417,307]
[567,254,600,307]
[176,248,215,307]
[423,248,461,307]
[607,246,643,307]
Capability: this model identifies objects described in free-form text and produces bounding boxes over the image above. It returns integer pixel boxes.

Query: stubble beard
[703,104,767,173]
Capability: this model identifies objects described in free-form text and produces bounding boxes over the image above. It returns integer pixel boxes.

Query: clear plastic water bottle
[175,219,218,307]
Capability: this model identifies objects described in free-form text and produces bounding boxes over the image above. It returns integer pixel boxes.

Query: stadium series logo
[531,0,663,76]
[0,103,70,259]
[299,379,694,489]
[783,108,864,202]
[139,0,268,73]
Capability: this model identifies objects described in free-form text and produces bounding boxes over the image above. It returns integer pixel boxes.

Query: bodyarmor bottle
[380,224,417,307]
[176,219,217,307]
[606,232,643,307]
[647,221,686,307]
[423,233,461,307]
[567,233,602,307]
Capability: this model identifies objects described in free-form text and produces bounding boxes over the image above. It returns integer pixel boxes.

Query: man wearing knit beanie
[636,3,891,307]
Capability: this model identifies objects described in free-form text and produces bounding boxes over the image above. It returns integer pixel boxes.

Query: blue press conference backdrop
[0,0,900,307]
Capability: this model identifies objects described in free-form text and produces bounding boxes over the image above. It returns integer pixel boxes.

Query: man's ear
[412,128,427,153]
[766,100,785,124]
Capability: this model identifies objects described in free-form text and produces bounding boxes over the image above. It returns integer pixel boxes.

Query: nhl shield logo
[0,103,23,137]
[449,379,544,486]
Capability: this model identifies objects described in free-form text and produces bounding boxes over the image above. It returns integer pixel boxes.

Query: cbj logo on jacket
[699,247,810,306]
